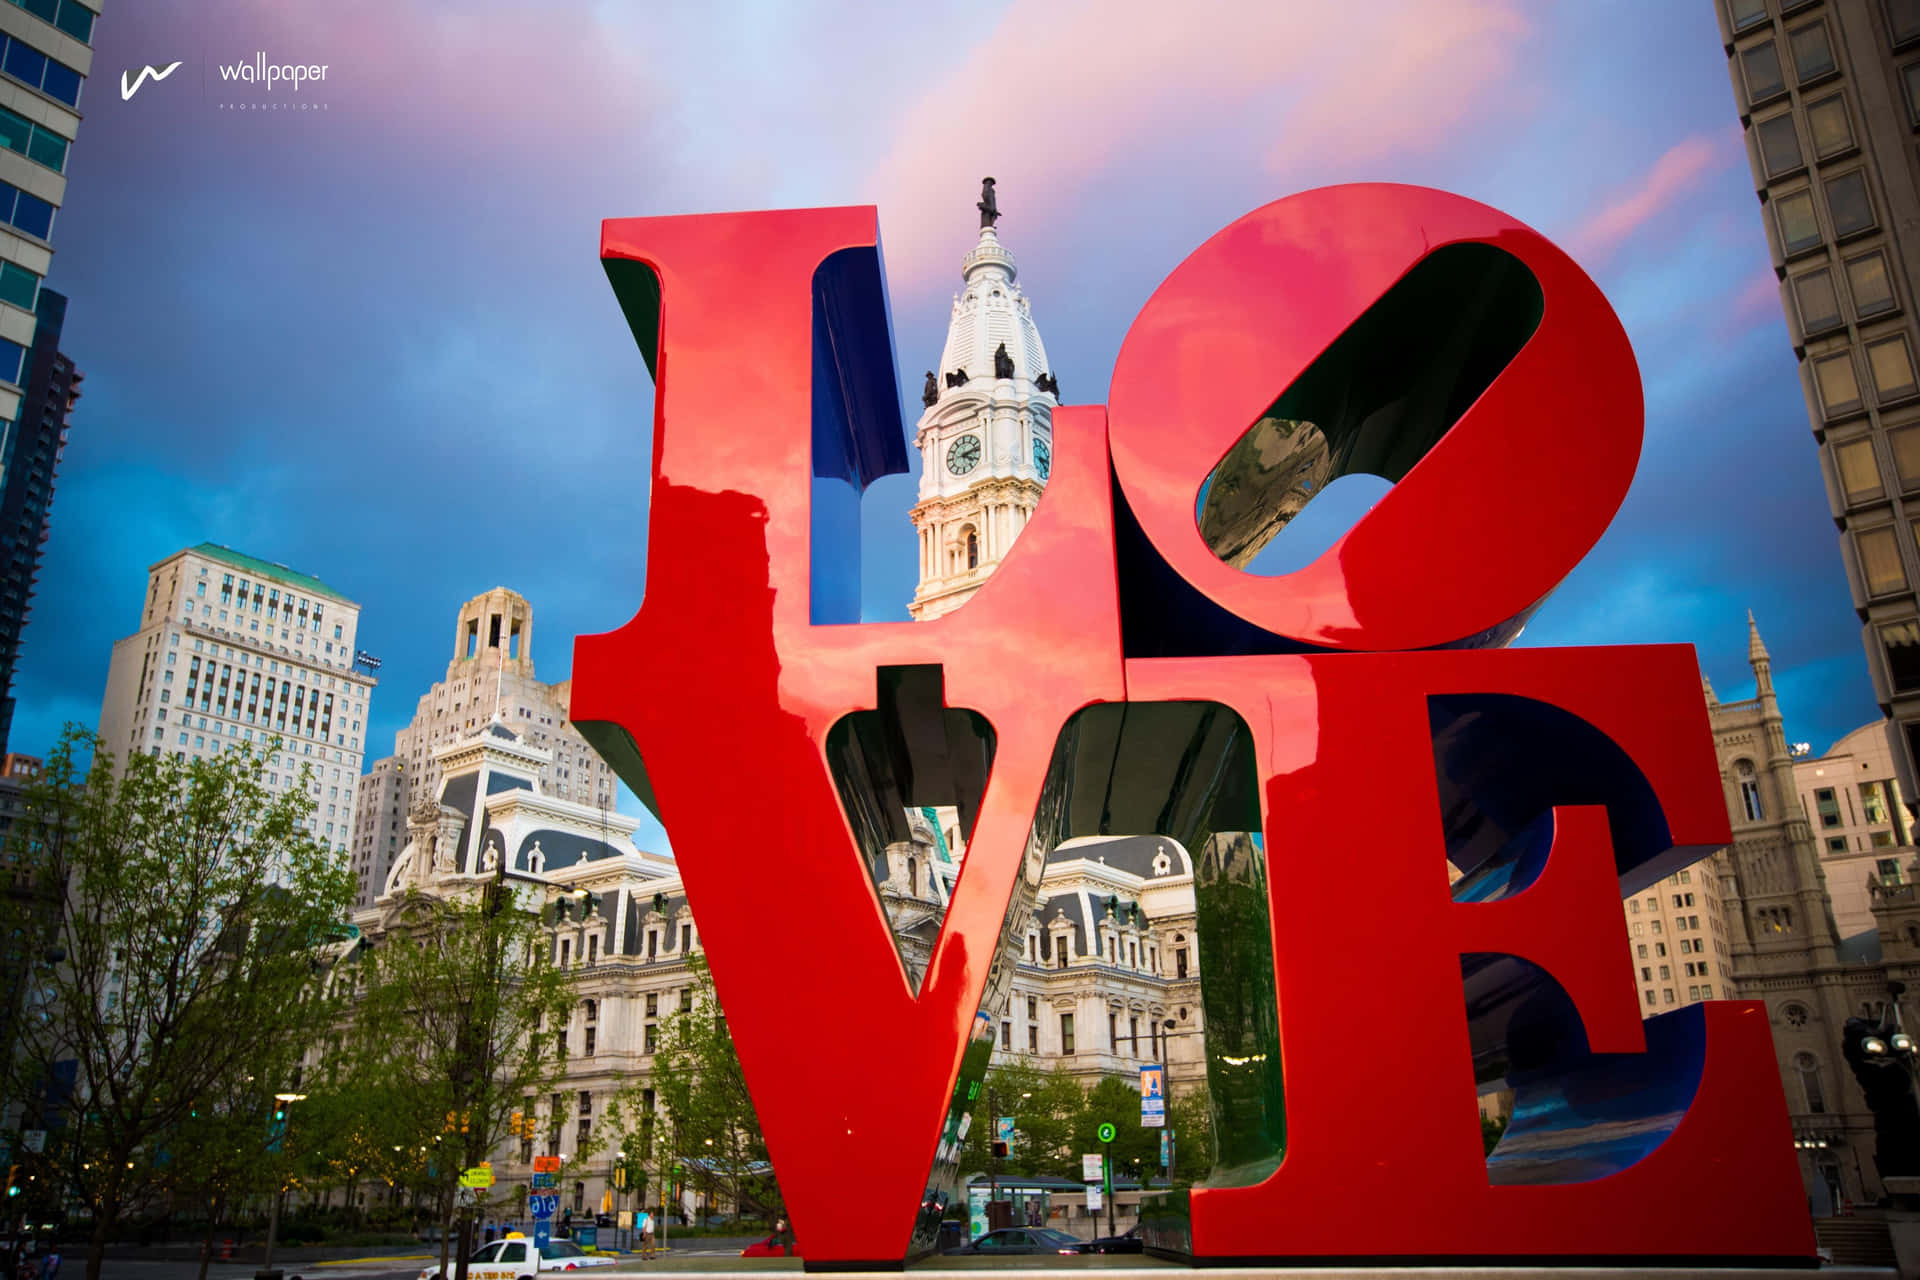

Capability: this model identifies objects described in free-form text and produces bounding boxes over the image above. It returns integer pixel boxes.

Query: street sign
[533,1219,551,1252]
[532,1155,560,1173]
[1081,1154,1103,1182]
[531,1172,555,1189]
[1160,1130,1170,1168]
[1140,1064,1166,1128]
[530,1192,559,1218]
[460,1164,494,1188]
[20,1132,44,1154]
[1097,1122,1116,1144]
[994,1116,1015,1151]
[618,1211,633,1229]
[1085,1187,1102,1212]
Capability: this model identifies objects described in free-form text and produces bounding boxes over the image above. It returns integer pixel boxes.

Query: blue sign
[533,1219,551,1252]
[1160,1129,1170,1168]
[575,1226,597,1249]
[531,1172,555,1189]
[1140,1064,1166,1128]
[530,1193,559,1218]
[994,1115,1015,1150]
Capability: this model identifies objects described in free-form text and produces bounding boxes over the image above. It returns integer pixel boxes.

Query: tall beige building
[96,543,374,854]
[350,588,616,905]
[1716,0,1920,794]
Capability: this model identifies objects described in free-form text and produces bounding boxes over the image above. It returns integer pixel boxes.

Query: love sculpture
[571,186,1814,1268]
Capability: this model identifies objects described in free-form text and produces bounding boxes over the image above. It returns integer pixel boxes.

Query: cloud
[859,0,1531,294]
[1566,134,1725,264]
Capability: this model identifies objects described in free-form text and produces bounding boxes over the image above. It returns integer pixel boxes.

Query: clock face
[1032,438,1051,480]
[947,434,982,476]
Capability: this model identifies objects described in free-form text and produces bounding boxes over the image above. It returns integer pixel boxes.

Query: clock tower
[908,180,1060,620]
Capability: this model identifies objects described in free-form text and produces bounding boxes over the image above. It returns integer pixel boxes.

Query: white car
[418,1236,617,1280]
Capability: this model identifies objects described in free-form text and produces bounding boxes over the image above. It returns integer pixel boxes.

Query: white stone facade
[908,223,1059,621]
[96,543,373,853]
[351,588,617,908]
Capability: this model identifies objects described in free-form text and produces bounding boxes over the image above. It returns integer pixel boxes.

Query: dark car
[1085,1225,1143,1254]
[946,1227,1087,1256]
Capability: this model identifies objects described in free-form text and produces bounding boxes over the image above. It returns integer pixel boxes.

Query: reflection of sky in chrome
[1490,1108,1688,1185]
[35,1,1866,859]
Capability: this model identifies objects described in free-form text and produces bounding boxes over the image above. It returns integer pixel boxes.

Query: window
[1893,0,1920,45]
[0,261,36,312]
[1859,527,1906,596]
[1793,268,1843,334]
[1869,335,1920,403]
[1060,1013,1075,1055]
[1001,1019,1010,1048]
[1806,94,1854,158]
[1028,1024,1038,1052]
[1664,989,1677,1005]
[1774,189,1822,255]
[644,1022,659,1053]
[1840,255,1897,325]
[1756,113,1804,177]
[1829,835,1851,851]
[1906,62,1920,125]
[583,1027,596,1056]
[1637,943,1649,958]
[1863,780,1892,824]
[1825,171,1876,238]
[0,104,64,173]
[1880,856,1905,885]
[1738,760,1765,821]
[1728,0,1769,30]
[1797,1052,1827,1113]
[0,34,79,106]
[1815,351,1864,417]
[1789,20,1836,82]
[1742,40,1787,102]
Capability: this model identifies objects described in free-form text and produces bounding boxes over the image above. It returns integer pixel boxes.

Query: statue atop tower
[977,176,1000,229]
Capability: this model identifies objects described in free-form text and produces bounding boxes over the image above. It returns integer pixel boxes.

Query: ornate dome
[934,224,1056,394]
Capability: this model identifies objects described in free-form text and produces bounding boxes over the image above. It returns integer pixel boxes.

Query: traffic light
[990,1141,1009,1159]
[5,1165,16,1198]
[273,1108,286,1123]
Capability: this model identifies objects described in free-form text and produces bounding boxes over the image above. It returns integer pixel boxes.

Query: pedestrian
[773,1216,792,1257]
[637,1208,654,1261]
[561,1208,572,1238]
[37,1250,56,1280]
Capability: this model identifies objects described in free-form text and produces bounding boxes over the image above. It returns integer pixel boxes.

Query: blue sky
[14,0,1870,851]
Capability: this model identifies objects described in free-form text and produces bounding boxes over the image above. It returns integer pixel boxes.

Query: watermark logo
[119,61,183,101]
[217,54,328,92]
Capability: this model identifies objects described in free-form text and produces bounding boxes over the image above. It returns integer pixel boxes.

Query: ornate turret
[909,180,1061,621]
[1748,609,1775,700]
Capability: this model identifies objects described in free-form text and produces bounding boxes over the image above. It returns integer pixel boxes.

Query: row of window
[4,0,94,46]
[1739,14,1838,106]
[1811,331,1918,420]
[1731,0,1920,49]
[1793,250,1899,339]
[1639,959,1712,982]
[0,31,80,106]
[1772,166,1879,261]
[1754,90,1856,184]
[0,103,64,174]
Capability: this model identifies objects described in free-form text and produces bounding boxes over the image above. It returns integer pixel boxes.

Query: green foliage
[326,879,577,1270]
[654,953,776,1219]
[1481,1111,1509,1155]
[0,727,355,1280]
[960,1061,1212,1186]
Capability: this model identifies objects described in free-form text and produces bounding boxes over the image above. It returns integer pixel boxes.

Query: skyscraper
[0,0,96,752]
[0,287,77,752]
[1715,0,1920,791]
[96,544,374,855]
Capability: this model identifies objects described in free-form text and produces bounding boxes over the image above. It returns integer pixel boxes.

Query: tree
[332,882,574,1280]
[0,728,354,1280]
[655,953,775,1223]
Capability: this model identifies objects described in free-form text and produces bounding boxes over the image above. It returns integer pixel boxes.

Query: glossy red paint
[573,188,1813,1266]
[574,210,1124,1264]
[1109,184,1642,652]
[1128,649,1809,1260]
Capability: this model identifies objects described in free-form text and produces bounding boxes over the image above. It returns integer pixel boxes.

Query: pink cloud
[860,0,1532,296]
[1566,135,1724,264]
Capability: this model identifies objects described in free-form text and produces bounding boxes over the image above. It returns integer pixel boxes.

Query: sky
[13,0,1870,854]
